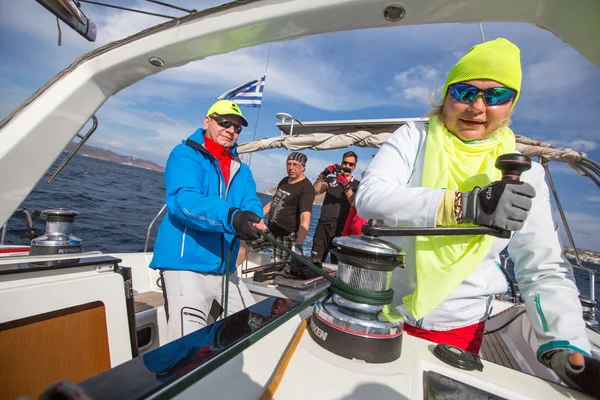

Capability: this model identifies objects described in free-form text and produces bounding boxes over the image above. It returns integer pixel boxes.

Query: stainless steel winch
[308,235,406,363]
[29,208,82,256]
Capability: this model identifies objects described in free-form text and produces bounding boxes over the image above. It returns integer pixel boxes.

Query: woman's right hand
[550,350,600,398]
[462,181,536,231]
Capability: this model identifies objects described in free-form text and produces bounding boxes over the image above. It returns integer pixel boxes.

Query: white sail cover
[237,131,392,153]
[237,129,588,166]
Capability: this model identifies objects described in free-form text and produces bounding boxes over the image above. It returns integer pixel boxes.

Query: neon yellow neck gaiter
[402,116,516,320]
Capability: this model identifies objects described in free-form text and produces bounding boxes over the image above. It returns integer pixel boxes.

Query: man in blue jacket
[150,99,265,342]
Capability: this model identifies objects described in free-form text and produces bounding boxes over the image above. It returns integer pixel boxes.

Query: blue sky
[1,1,600,250]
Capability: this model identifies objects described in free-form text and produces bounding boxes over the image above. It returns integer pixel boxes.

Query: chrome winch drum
[308,236,406,363]
[29,209,82,256]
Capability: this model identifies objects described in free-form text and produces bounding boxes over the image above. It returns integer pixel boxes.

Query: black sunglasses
[342,161,356,167]
[210,116,243,134]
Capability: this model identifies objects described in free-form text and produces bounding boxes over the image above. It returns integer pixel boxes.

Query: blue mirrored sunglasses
[448,83,517,106]
[210,116,242,134]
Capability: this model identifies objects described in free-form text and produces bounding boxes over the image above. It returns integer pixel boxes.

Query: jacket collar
[187,128,240,158]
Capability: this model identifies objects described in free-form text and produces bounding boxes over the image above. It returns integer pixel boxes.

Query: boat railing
[45,115,98,184]
[540,158,597,306]
[499,255,519,303]
[144,204,167,252]
[0,208,41,246]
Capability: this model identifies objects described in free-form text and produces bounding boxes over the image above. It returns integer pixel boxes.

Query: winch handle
[361,224,511,239]
[495,153,532,182]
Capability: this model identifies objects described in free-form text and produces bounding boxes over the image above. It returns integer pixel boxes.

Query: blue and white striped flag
[216,76,266,107]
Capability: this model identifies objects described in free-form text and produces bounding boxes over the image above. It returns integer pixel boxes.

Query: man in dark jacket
[311,151,360,264]
[150,100,265,341]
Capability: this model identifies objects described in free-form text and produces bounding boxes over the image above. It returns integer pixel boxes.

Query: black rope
[484,310,527,335]
[223,235,239,318]
[145,0,196,13]
[78,0,177,19]
[581,157,600,172]
[574,163,600,189]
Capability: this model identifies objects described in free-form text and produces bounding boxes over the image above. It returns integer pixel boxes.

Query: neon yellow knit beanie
[442,38,522,106]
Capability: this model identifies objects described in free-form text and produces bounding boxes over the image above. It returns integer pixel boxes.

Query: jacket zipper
[221,159,242,274]
[180,227,187,258]
[212,158,226,273]
[185,138,233,274]
[534,293,549,332]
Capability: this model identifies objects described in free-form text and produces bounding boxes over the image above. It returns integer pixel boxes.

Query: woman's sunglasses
[448,83,517,106]
[210,116,242,134]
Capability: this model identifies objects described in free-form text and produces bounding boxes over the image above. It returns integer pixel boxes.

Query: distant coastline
[563,247,600,265]
[65,143,164,172]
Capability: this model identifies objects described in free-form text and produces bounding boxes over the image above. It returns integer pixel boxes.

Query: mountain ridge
[65,142,164,172]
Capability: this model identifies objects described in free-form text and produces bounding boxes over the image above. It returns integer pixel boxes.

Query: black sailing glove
[550,350,600,398]
[232,210,261,241]
[318,164,339,180]
[462,181,536,231]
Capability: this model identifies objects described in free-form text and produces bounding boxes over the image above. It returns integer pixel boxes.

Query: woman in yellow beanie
[356,38,597,392]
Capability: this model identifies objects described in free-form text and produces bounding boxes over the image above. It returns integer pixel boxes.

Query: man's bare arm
[314,177,328,195]
[263,201,272,216]
[296,211,311,244]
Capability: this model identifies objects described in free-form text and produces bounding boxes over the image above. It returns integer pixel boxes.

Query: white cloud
[159,43,386,111]
[543,162,580,175]
[561,212,600,252]
[547,139,597,152]
[388,66,441,105]
[0,84,36,120]
[517,46,600,139]
[90,97,197,163]
[584,195,600,203]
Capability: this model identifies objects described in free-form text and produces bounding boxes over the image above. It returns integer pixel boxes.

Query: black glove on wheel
[550,350,600,398]
[233,210,261,241]
[463,181,536,231]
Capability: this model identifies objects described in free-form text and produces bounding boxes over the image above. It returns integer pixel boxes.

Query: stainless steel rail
[144,204,167,252]
[45,115,98,183]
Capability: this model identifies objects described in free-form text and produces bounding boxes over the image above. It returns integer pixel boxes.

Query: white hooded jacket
[355,121,591,361]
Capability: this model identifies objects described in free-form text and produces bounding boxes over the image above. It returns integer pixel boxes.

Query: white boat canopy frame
[0,0,599,226]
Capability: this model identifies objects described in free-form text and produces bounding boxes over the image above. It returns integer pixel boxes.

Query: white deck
[165,313,594,400]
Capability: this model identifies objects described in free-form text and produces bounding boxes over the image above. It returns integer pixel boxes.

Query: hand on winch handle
[462,181,536,231]
[233,210,264,241]
[550,350,600,398]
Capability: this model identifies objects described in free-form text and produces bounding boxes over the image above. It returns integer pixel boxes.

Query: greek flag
[216,76,266,107]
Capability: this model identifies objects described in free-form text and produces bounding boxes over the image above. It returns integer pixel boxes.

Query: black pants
[311,221,344,264]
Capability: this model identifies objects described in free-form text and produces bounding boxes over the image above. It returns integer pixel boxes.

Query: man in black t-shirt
[311,151,360,264]
[242,152,315,262]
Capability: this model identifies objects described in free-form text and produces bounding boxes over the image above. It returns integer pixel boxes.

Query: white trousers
[161,270,255,342]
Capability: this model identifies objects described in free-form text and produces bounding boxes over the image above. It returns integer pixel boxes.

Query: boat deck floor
[133,291,521,373]
[480,332,521,371]
[134,291,165,313]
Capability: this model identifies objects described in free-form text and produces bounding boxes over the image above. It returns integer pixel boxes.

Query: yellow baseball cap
[206,100,249,126]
